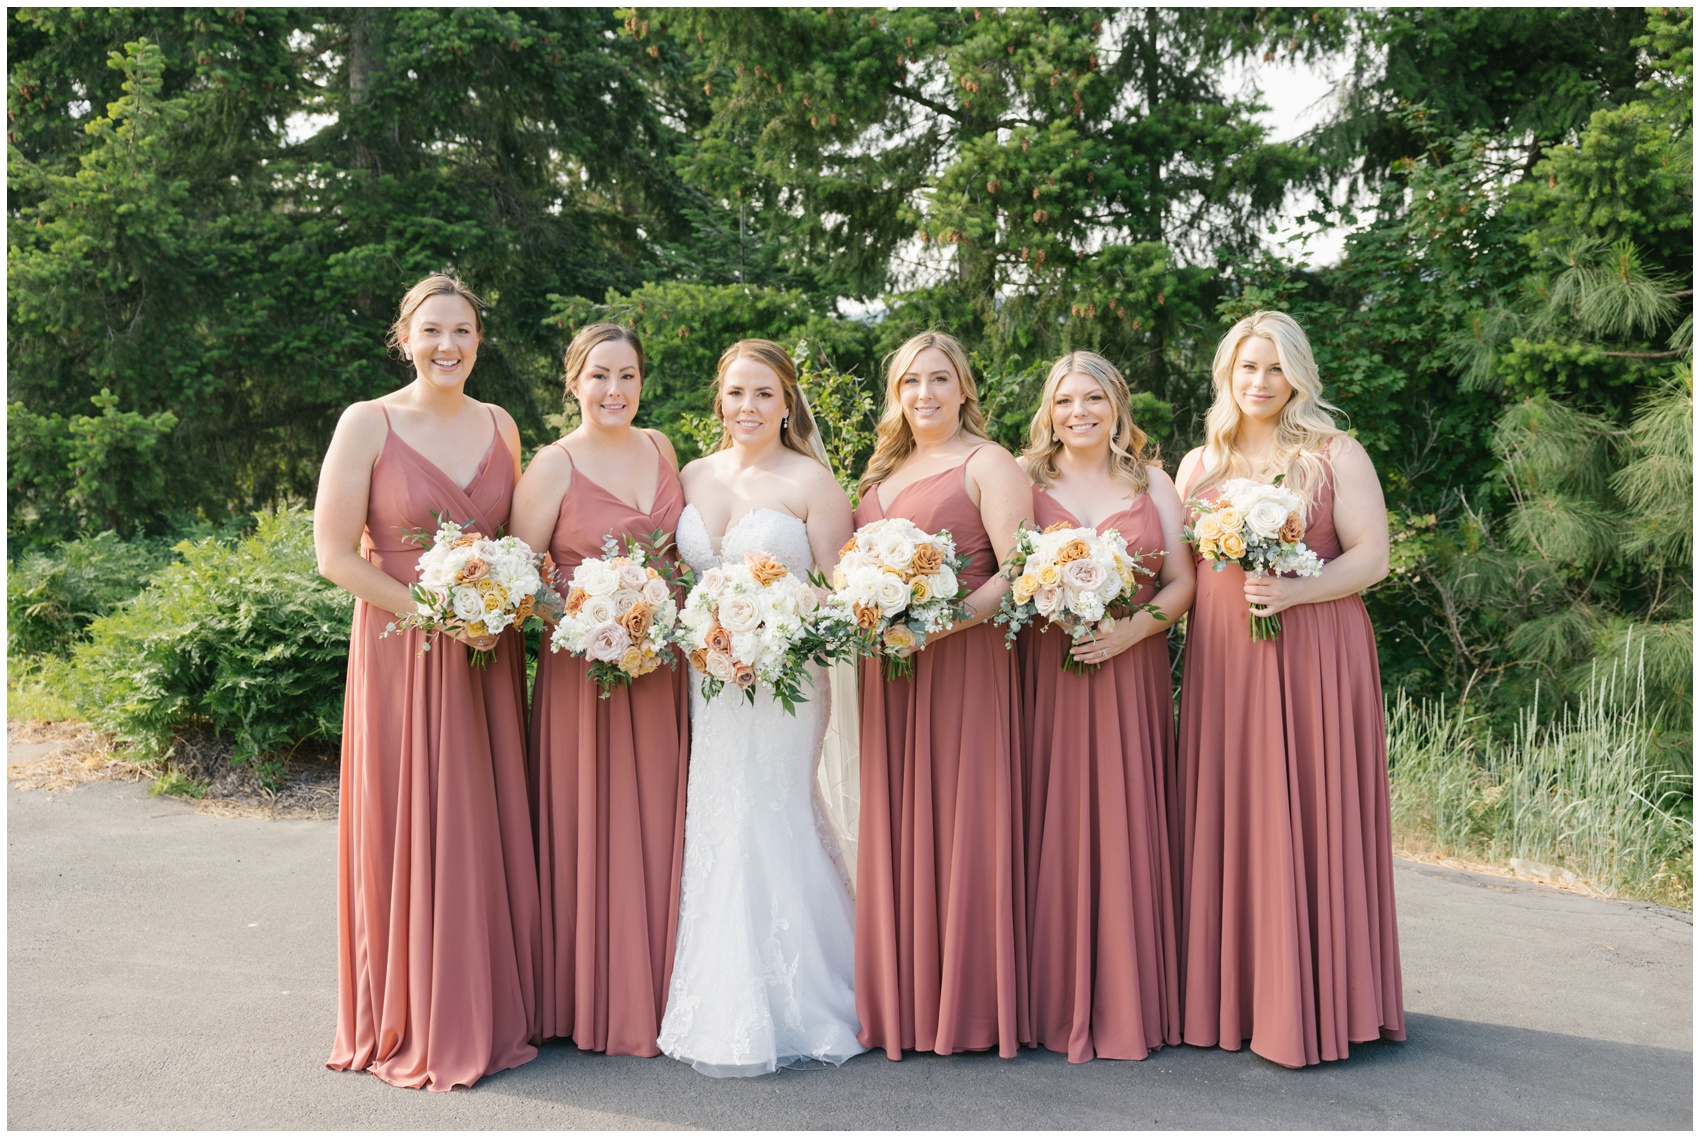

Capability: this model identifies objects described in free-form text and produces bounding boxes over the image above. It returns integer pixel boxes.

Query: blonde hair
[563,323,645,403]
[386,273,485,357]
[1198,310,1345,505]
[858,331,991,495]
[710,339,829,466]
[1023,350,1156,497]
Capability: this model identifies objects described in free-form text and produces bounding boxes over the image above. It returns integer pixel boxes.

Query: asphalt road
[7,754,1692,1130]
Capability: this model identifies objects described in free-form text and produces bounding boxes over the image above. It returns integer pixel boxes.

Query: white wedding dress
[656,505,866,1077]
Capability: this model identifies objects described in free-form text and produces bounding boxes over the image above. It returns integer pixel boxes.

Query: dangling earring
[782,414,790,431]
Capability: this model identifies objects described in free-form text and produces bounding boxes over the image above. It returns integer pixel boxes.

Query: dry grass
[7,720,339,821]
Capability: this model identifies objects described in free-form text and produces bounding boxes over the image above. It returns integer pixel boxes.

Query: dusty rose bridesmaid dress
[1176,458,1405,1067]
[1021,489,1180,1062]
[854,446,1030,1058]
[329,405,542,1091]
[528,435,690,1056]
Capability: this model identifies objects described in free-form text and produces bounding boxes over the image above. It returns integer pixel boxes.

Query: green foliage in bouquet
[70,508,353,778]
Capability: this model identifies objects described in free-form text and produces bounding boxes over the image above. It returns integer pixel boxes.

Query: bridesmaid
[854,331,1033,1059]
[1018,351,1194,1063]
[315,274,541,1090]
[510,323,690,1057]
[1174,310,1405,1067]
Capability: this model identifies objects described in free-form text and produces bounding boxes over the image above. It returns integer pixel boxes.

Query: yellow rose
[482,591,504,613]
[1012,573,1040,604]
[1038,564,1062,587]
[1195,514,1223,542]
[467,620,488,637]
[909,576,932,603]
[476,578,496,595]
[619,645,644,673]
[1198,540,1219,560]
[1220,532,1247,559]
[1215,509,1244,533]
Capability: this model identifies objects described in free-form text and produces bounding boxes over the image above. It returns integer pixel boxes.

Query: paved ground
[7,746,1693,1130]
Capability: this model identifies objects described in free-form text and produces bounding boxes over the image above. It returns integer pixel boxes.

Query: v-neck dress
[1020,487,1180,1062]
[1175,458,1404,1067]
[527,436,691,1056]
[853,449,1031,1058]
[328,404,542,1091]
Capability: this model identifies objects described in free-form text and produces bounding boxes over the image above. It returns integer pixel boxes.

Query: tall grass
[1388,631,1693,908]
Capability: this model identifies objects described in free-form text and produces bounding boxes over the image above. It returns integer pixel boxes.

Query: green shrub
[7,531,180,657]
[71,507,353,774]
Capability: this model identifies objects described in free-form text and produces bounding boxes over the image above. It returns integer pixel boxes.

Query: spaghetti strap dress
[854,448,1030,1058]
[1175,458,1405,1067]
[328,404,542,1091]
[1021,488,1180,1062]
[528,435,691,1055]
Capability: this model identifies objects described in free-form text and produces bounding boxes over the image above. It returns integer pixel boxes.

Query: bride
[657,339,866,1077]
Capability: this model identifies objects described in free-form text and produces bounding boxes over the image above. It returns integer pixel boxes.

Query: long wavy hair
[858,331,991,495]
[1023,350,1157,496]
[1197,310,1345,506]
[711,339,829,467]
[562,322,645,403]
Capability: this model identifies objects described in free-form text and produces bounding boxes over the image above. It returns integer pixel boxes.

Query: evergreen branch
[1599,348,1688,359]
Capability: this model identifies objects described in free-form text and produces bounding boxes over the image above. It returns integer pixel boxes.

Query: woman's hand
[449,626,500,653]
[1243,571,1312,619]
[1069,617,1141,666]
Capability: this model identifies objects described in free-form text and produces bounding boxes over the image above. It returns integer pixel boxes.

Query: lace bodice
[677,505,815,577]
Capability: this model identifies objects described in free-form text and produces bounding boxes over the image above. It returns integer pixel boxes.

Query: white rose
[699,567,726,596]
[582,595,618,625]
[873,574,911,616]
[471,538,502,562]
[719,593,762,633]
[1033,584,1063,618]
[451,586,485,623]
[613,588,641,612]
[641,577,671,606]
[575,560,619,597]
[420,561,454,591]
[705,650,736,681]
[1245,497,1291,541]
[929,564,958,599]
[878,536,917,571]
[618,563,649,591]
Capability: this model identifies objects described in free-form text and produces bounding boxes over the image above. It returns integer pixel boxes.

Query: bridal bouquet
[828,518,971,680]
[993,522,1163,674]
[1184,476,1325,641]
[550,534,682,696]
[679,551,857,714]
[385,516,553,668]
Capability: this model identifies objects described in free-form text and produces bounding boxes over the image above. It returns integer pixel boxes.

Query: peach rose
[707,625,733,654]
[883,623,917,651]
[451,535,479,549]
[460,557,489,583]
[912,543,944,574]
[1220,532,1247,559]
[839,535,860,560]
[618,602,653,643]
[1041,521,1072,534]
[688,648,709,673]
[1012,573,1040,604]
[1056,538,1091,563]
[514,594,536,622]
[732,663,758,689]
[745,552,789,586]
[854,602,882,631]
[1279,512,1305,543]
